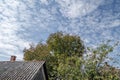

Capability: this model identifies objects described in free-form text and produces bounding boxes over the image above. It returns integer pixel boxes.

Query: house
[0,56,48,80]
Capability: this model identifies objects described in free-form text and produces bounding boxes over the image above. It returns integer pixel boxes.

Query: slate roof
[0,61,48,80]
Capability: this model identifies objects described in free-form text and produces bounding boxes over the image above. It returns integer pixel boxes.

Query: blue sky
[0,0,120,66]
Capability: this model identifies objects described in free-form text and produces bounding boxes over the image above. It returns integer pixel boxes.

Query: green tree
[47,31,85,57]
[46,32,85,79]
[53,41,119,80]
[84,41,119,80]
[23,32,119,80]
[24,32,85,79]
[24,43,50,61]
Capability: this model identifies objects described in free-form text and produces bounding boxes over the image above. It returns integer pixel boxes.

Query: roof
[0,61,48,80]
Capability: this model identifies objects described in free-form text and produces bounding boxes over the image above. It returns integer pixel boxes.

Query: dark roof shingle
[0,61,47,80]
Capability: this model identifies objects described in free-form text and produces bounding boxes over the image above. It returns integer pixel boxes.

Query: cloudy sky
[0,0,120,66]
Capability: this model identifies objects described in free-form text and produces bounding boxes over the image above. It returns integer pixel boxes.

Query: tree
[46,32,86,79]
[84,41,119,80]
[24,32,85,79]
[47,31,85,57]
[53,41,119,80]
[24,43,50,61]
[23,32,120,80]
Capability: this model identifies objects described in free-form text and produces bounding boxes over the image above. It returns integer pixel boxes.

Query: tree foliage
[83,41,119,80]
[23,32,119,80]
[47,32,85,57]
[24,43,50,61]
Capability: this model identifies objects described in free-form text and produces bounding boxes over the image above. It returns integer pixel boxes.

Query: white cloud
[0,0,120,61]
[0,22,30,60]
[110,20,120,27]
[40,0,48,5]
[0,0,56,60]
[0,0,30,60]
[56,0,103,18]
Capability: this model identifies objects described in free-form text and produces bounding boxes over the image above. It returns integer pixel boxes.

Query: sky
[0,0,120,66]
